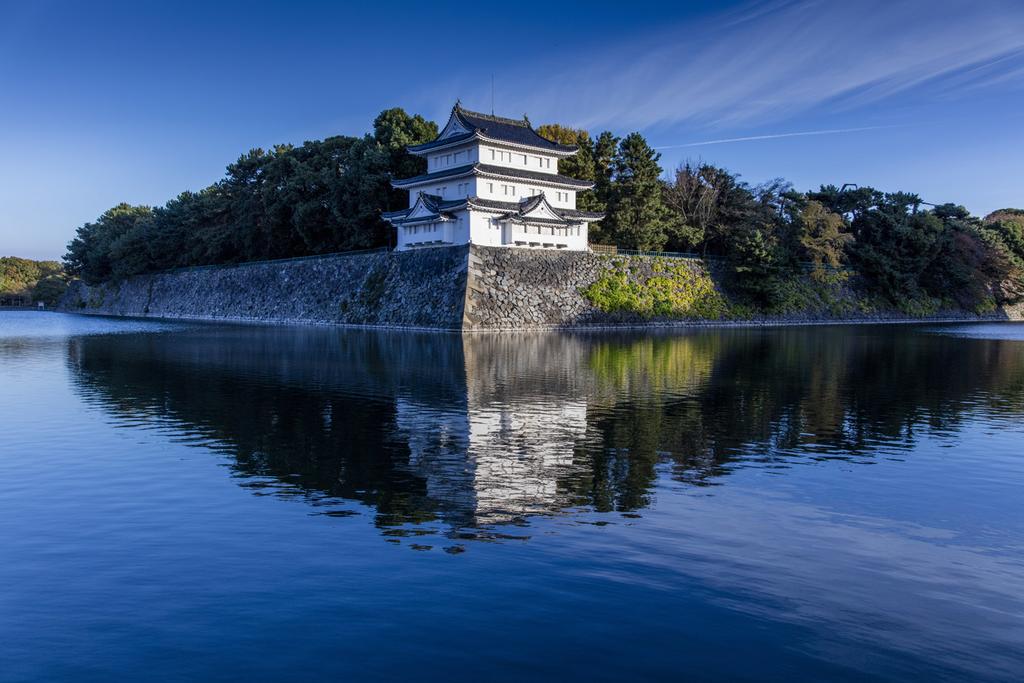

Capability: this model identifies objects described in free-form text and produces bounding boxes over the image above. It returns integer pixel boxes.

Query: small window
[519,154,527,165]
[537,157,543,167]
[487,182,493,193]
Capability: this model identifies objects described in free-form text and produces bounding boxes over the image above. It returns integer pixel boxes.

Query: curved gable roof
[408,103,578,155]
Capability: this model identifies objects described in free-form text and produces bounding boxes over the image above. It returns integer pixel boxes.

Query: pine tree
[604,133,670,251]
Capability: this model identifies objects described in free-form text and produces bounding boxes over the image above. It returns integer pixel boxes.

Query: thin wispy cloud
[655,125,897,148]
[453,0,1024,131]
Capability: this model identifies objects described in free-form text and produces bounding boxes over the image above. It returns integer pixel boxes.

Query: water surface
[2,312,1023,681]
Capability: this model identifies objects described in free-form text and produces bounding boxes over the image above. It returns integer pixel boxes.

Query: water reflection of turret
[394,334,591,526]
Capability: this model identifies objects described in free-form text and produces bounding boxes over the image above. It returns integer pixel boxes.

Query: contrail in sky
[655,125,897,149]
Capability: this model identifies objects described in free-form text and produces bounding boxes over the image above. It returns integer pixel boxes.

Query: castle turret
[382,102,603,251]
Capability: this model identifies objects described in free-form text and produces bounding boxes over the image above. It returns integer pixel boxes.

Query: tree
[64,203,153,283]
[850,196,947,303]
[537,123,603,212]
[662,163,766,256]
[373,108,438,213]
[61,107,440,279]
[1,257,63,304]
[797,201,851,281]
[32,275,69,306]
[592,131,619,209]
[808,184,883,223]
[727,222,784,305]
[926,204,1023,307]
[603,133,671,251]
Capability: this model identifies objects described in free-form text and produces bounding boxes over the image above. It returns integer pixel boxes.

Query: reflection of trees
[67,329,466,529]
[66,325,1024,538]
[581,328,1024,503]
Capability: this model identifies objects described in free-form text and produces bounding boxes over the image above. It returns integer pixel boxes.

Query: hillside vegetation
[62,109,1024,316]
[0,257,67,306]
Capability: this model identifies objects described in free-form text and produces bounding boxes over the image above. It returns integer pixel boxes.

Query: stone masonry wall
[463,246,698,329]
[462,245,1022,329]
[61,246,469,329]
[60,244,1021,330]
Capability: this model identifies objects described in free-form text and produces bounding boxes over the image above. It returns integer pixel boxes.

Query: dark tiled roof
[384,192,604,225]
[408,104,578,154]
[383,210,458,224]
[392,163,594,189]
[465,197,522,212]
[391,164,476,187]
[475,164,593,188]
[408,131,476,152]
[382,193,466,222]
[470,195,604,223]
[558,208,605,220]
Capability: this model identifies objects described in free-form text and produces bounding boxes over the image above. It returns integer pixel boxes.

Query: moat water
[2,312,1023,682]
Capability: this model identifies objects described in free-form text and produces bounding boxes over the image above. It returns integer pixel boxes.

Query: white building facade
[383,103,603,251]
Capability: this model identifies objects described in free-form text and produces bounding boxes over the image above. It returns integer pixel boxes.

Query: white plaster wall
[481,145,554,173]
[395,212,473,252]
[477,144,558,174]
[452,210,471,244]
[474,179,576,208]
[408,177,478,207]
[504,222,589,251]
[426,143,476,172]
[468,211,504,247]
[443,143,563,176]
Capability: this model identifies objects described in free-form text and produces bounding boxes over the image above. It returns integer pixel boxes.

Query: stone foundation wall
[463,246,719,329]
[60,244,1021,330]
[464,246,1022,329]
[60,246,469,329]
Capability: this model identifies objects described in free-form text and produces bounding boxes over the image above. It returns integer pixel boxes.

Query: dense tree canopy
[64,109,437,284]
[0,257,66,305]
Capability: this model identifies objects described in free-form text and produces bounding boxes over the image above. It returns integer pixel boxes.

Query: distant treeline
[0,257,67,306]
[64,109,1024,312]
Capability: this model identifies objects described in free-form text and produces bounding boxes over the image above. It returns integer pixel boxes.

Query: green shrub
[583,259,729,319]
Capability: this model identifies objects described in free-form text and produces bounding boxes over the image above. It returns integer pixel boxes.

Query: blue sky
[2,0,1023,260]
